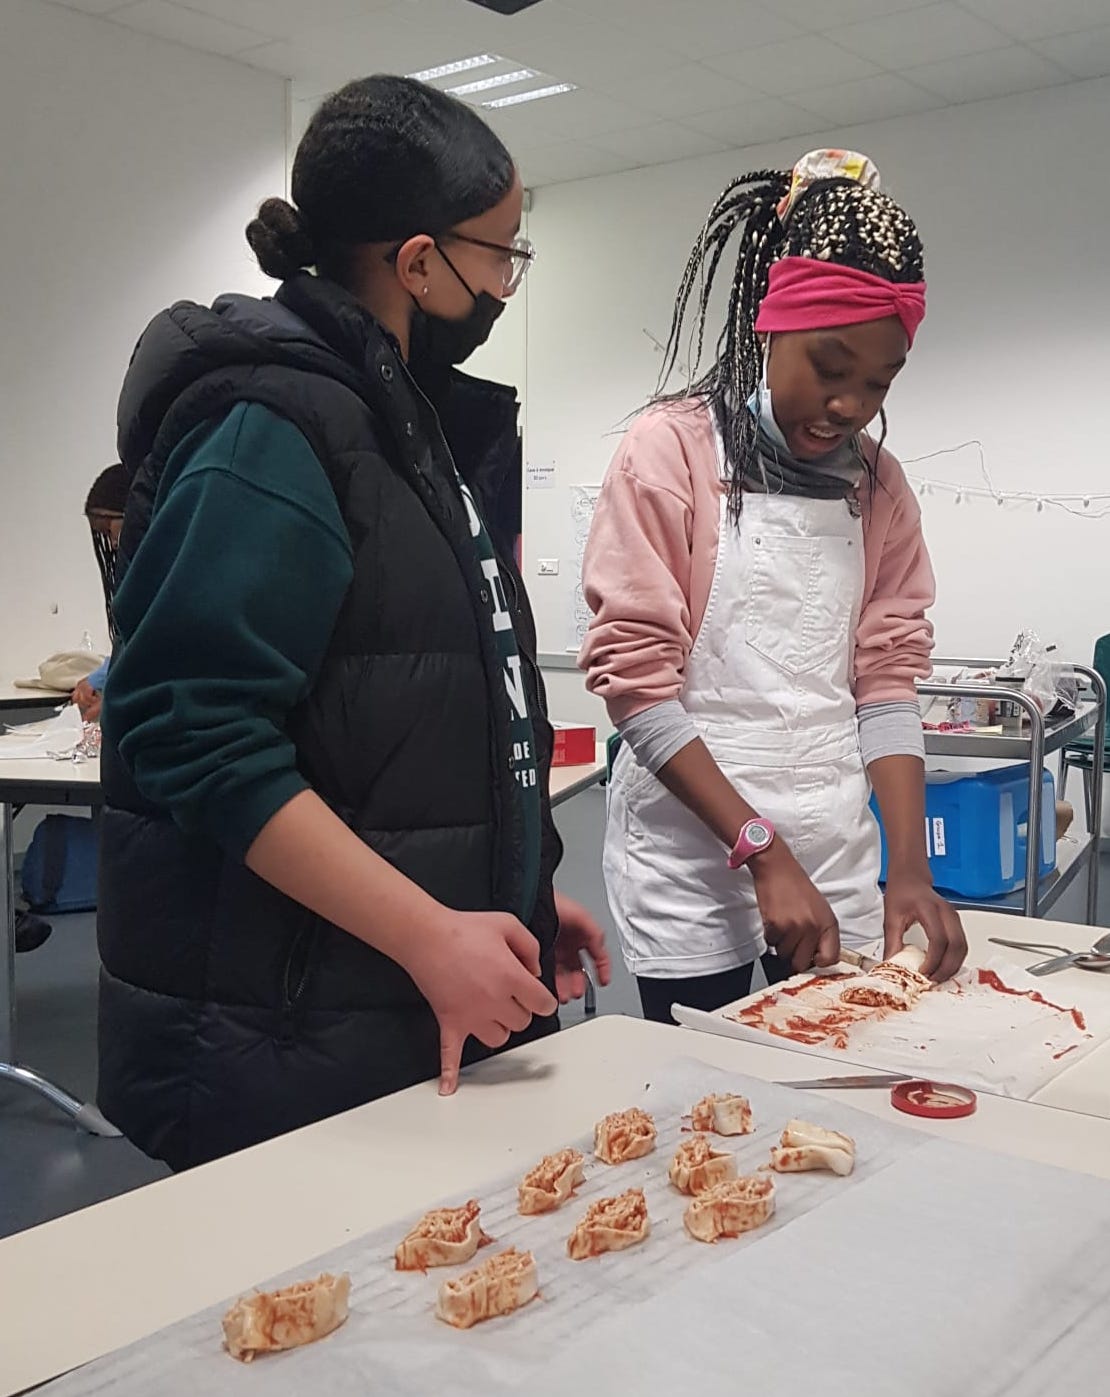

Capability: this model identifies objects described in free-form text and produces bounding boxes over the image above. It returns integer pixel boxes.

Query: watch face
[748,821,772,849]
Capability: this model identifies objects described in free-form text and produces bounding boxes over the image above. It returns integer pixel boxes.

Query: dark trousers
[636,953,794,1025]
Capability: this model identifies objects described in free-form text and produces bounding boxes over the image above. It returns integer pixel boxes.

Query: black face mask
[410,243,505,367]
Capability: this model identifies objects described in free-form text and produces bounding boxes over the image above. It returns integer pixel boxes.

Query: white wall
[0,0,287,675]
[521,76,1110,718]
[464,217,529,399]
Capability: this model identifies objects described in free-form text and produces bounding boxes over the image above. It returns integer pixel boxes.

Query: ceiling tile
[771,0,942,23]
[591,121,731,164]
[39,0,1101,192]
[516,141,634,187]
[177,0,392,41]
[107,0,272,54]
[239,38,299,77]
[393,0,679,85]
[501,87,648,142]
[602,64,767,120]
[707,34,880,94]
[1034,24,1110,79]
[565,0,803,62]
[240,8,489,87]
[960,0,1110,43]
[43,0,132,14]
[904,45,1071,102]
[683,96,823,146]
[798,71,943,124]
[826,3,1010,68]
[535,40,679,89]
[400,0,581,45]
[239,2,606,93]
[482,100,575,151]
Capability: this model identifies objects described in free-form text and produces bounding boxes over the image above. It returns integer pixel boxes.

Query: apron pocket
[746,534,852,677]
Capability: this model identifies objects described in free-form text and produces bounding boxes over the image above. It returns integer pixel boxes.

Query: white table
[2,1010,1110,1396]
[956,910,1110,1120]
[0,757,111,1134]
[548,741,606,806]
[722,911,1110,1121]
[0,681,70,713]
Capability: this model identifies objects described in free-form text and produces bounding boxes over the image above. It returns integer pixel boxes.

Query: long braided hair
[657,170,924,519]
[85,463,129,646]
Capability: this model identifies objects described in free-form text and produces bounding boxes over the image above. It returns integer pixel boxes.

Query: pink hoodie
[578,399,935,723]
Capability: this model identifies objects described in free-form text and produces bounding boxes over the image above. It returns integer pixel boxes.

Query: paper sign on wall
[527,461,556,490]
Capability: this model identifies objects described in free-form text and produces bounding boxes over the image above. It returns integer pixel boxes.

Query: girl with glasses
[98,75,606,1170]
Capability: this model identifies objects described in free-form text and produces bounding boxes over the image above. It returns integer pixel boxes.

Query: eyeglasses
[442,233,536,293]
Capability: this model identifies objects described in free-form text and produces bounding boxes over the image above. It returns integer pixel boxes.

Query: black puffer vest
[98,275,562,1170]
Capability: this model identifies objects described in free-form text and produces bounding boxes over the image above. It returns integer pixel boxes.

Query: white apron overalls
[603,436,885,979]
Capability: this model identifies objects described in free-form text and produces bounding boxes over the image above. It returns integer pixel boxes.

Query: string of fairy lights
[903,440,1110,520]
[640,334,1107,519]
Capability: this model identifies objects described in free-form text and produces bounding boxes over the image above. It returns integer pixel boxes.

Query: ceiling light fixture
[483,82,576,109]
[407,55,499,82]
[449,69,536,96]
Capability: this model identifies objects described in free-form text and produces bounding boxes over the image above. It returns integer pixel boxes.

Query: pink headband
[755,256,927,348]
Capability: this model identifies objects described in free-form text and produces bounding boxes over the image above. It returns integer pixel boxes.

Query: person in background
[580,150,966,1025]
[99,76,609,1171]
[17,464,128,951]
[72,464,128,722]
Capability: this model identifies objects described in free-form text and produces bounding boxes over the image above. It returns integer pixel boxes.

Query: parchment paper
[43,1059,1110,1397]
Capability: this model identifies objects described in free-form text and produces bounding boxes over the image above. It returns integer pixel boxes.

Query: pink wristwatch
[727,818,776,870]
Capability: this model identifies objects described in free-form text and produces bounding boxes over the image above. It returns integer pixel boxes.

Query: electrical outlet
[538,559,560,576]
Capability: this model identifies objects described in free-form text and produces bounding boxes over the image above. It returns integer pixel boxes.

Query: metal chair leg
[0,801,120,1137]
[0,1062,120,1136]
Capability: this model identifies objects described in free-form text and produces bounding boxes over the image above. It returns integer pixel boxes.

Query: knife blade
[1025,952,1085,976]
[775,1073,914,1090]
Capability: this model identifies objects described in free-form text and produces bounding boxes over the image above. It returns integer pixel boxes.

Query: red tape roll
[891,1080,977,1120]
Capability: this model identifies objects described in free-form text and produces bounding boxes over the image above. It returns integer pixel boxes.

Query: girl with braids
[98,76,608,1168]
[580,149,966,1024]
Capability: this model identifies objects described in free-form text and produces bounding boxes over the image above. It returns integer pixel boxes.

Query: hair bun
[245,197,317,280]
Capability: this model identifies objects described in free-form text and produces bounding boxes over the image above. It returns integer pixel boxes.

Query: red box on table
[550,722,596,767]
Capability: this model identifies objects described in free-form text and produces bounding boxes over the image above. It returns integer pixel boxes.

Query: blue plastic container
[872,765,1056,900]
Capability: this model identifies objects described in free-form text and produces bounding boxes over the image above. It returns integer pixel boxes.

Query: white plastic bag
[1004,630,1077,718]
